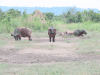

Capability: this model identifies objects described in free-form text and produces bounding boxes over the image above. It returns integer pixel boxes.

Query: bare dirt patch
[0,35,99,64]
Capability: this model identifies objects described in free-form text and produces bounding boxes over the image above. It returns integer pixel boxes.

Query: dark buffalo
[11,27,32,41]
[73,29,87,37]
[48,27,57,42]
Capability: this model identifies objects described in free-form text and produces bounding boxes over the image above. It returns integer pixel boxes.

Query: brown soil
[0,35,99,64]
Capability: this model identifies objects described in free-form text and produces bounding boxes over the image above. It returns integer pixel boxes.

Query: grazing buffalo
[73,29,87,37]
[11,27,32,41]
[48,26,57,42]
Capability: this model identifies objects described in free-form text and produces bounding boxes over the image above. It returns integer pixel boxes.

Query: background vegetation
[0,6,100,33]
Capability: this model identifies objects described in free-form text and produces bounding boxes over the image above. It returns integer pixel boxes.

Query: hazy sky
[0,0,100,10]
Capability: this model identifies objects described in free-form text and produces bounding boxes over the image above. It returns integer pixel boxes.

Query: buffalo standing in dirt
[73,29,87,37]
[48,27,57,42]
[11,27,32,41]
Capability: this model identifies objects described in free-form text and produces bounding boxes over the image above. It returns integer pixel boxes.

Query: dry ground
[0,33,98,64]
[0,31,100,75]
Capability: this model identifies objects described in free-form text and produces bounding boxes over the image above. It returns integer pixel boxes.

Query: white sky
[0,0,100,10]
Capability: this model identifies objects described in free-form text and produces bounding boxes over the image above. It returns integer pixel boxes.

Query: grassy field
[0,22,100,75]
[0,61,100,75]
[65,21,100,32]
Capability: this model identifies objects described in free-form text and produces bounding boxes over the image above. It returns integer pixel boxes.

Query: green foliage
[0,9,5,21]
[32,11,35,16]
[63,7,100,23]
[0,8,22,33]
[23,9,27,19]
[34,20,41,30]
[25,17,46,31]
[75,11,82,22]
[54,15,65,22]
[45,12,54,20]
[10,19,20,28]
[47,20,53,26]
[6,8,21,18]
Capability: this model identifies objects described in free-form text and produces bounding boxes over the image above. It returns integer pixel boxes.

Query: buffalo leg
[19,34,21,40]
[53,36,55,42]
[28,36,32,41]
[19,36,21,40]
[49,36,51,42]
[30,37,32,41]
[16,36,18,41]
[14,36,16,40]
[15,36,18,41]
[28,36,30,41]
[19,37,21,40]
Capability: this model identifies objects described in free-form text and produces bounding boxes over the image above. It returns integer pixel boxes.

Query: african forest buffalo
[11,27,32,41]
[65,29,87,37]
[48,27,57,42]
[73,29,87,37]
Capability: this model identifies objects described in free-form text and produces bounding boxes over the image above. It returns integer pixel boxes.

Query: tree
[63,6,77,23]
[95,13,100,22]
[75,11,82,22]
[45,12,54,20]
[83,10,88,17]
[23,9,27,18]
[7,8,21,18]
[32,11,35,16]
[54,15,64,21]
[0,9,5,21]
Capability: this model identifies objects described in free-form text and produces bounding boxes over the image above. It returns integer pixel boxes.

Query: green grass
[0,33,12,47]
[0,61,100,75]
[75,31,100,53]
[0,33,13,39]
[65,21,100,32]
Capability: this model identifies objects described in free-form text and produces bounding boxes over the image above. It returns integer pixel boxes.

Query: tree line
[0,7,100,23]
[58,7,100,23]
[0,7,100,33]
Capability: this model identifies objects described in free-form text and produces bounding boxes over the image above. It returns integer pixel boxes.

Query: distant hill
[0,6,100,15]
